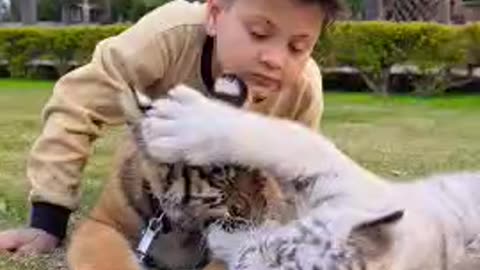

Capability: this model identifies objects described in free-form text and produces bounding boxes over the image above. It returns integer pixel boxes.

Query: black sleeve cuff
[29,202,71,240]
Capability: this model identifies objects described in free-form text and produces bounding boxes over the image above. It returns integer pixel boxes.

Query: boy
[0,0,342,255]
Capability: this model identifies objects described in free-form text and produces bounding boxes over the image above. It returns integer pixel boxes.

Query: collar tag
[136,213,166,263]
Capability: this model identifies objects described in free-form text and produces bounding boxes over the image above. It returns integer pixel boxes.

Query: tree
[100,0,112,23]
[130,0,170,21]
[111,0,132,22]
[129,0,148,21]
[111,0,170,22]
[345,0,364,19]
[9,0,20,21]
[144,0,170,8]
[38,0,62,21]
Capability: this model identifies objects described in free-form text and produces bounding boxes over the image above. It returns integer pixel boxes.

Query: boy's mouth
[246,73,281,92]
[252,95,266,104]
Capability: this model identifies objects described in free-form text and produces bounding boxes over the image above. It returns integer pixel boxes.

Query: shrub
[316,22,467,96]
[0,25,126,77]
[0,22,477,96]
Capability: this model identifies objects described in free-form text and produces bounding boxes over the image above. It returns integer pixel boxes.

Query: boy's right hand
[0,228,59,255]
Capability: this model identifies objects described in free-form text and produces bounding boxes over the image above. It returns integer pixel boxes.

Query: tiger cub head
[118,75,277,230]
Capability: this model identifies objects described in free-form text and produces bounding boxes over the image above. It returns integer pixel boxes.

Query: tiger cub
[67,76,282,270]
[137,86,480,270]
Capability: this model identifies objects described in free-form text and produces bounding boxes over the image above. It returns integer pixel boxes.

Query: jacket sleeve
[27,14,174,239]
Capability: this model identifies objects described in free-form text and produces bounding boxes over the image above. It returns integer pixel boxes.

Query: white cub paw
[139,84,240,165]
[166,84,208,105]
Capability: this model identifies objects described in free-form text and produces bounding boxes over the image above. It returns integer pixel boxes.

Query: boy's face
[206,0,324,101]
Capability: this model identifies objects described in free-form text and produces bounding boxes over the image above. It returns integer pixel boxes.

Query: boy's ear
[348,210,404,259]
[205,0,222,36]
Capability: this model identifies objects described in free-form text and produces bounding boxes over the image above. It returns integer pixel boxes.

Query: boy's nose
[259,46,287,71]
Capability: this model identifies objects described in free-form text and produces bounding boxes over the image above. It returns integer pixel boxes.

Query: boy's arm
[27,19,175,240]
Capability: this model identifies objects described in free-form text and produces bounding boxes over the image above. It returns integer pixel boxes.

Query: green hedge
[0,25,126,77]
[463,0,480,7]
[316,22,478,95]
[1,22,480,95]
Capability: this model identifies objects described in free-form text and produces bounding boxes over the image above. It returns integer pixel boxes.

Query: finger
[15,243,39,256]
[168,85,206,104]
[14,235,56,256]
[0,230,22,251]
[148,99,183,119]
[144,137,184,163]
[141,118,178,139]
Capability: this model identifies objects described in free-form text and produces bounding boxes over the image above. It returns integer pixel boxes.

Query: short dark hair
[298,0,345,31]
[219,0,344,32]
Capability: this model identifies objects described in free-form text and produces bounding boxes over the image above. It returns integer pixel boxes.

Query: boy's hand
[0,228,59,255]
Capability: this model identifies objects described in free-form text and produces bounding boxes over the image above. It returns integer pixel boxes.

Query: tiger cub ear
[349,210,404,259]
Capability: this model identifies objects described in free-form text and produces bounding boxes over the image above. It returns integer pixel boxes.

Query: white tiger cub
[139,85,480,270]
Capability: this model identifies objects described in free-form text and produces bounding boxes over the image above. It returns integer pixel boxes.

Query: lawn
[0,79,479,269]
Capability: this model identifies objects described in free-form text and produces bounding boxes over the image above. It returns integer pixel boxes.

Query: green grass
[0,79,55,91]
[0,79,479,269]
[0,79,124,269]
[0,80,124,226]
[322,93,480,178]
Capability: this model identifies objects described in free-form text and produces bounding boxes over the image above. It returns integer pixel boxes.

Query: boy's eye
[289,42,308,54]
[250,31,269,40]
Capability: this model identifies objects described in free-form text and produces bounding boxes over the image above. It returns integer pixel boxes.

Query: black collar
[200,36,249,107]
[139,179,210,269]
[201,35,215,95]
